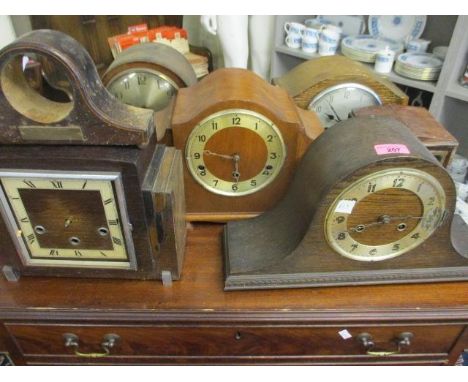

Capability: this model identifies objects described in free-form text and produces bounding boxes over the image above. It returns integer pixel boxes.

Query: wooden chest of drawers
[1,224,467,365]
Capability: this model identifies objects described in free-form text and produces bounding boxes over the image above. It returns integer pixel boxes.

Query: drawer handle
[63,333,120,358]
[357,332,413,357]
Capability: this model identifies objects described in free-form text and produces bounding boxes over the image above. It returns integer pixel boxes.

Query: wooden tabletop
[0,223,467,322]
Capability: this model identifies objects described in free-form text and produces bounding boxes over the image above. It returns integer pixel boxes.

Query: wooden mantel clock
[0,30,186,282]
[102,42,197,112]
[224,116,468,290]
[272,56,408,129]
[171,68,324,222]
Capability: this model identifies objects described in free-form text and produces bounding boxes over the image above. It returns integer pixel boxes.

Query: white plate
[397,53,443,70]
[315,16,366,36]
[368,16,426,42]
[342,35,403,54]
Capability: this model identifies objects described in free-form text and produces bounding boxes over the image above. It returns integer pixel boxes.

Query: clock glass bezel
[308,82,382,128]
[185,108,287,197]
[324,167,446,262]
[0,170,137,270]
[106,68,179,111]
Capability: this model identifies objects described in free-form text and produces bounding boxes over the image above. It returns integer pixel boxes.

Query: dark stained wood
[353,105,459,168]
[273,55,408,109]
[224,116,467,289]
[172,68,324,221]
[0,30,153,146]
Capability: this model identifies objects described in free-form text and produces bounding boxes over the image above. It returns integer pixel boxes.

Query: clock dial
[325,168,446,261]
[106,68,178,111]
[0,171,135,269]
[185,109,287,197]
[309,83,382,128]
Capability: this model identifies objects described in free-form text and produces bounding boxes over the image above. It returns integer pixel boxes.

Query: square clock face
[0,170,136,270]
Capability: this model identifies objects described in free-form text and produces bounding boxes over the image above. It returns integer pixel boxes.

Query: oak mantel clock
[224,116,468,290]
[273,56,408,129]
[171,68,324,222]
[0,30,186,282]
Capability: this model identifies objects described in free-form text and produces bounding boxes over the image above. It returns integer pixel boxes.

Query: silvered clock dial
[0,171,135,270]
[308,83,382,128]
[102,42,197,112]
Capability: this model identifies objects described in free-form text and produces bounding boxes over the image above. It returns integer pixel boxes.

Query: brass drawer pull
[357,332,413,356]
[63,333,120,358]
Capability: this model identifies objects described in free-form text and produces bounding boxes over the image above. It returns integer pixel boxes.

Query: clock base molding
[186,212,259,223]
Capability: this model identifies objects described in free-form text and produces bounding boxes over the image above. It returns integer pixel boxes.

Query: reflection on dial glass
[324,168,446,262]
[309,83,382,128]
[107,69,178,111]
[185,109,287,197]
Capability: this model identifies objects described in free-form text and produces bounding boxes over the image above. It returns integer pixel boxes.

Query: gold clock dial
[325,168,446,261]
[0,171,135,269]
[185,109,286,197]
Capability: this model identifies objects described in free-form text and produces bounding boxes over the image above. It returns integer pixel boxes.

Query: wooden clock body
[0,30,186,282]
[171,68,324,222]
[224,116,467,290]
[272,55,408,109]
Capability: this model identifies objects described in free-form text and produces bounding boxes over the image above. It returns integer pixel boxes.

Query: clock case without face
[0,30,186,282]
[272,55,408,123]
[170,68,324,222]
[224,116,468,290]
[102,42,197,112]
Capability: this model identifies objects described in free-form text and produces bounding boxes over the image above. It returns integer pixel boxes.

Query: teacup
[406,39,431,53]
[318,24,342,56]
[302,27,320,40]
[302,38,318,54]
[285,33,302,49]
[284,22,305,36]
[374,49,396,74]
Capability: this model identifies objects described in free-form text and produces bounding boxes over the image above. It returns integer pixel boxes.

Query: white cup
[284,22,305,36]
[318,25,342,56]
[374,49,396,74]
[302,27,320,40]
[285,33,302,49]
[406,39,431,53]
[302,37,318,54]
[304,18,323,30]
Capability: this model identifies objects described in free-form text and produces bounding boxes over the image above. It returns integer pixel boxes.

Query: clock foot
[2,265,20,282]
[161,270,173,287]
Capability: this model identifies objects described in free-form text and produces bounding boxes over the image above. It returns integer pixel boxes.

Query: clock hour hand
[232,154,241,183]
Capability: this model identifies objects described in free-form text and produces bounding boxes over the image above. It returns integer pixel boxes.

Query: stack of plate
[341,35,404,63]
[395,53,443,81]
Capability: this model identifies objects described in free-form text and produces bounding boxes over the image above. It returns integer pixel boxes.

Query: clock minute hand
[325,100,342,122]
[203,150,235,160]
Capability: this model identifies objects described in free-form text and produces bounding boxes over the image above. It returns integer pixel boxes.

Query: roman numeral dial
[0,171,133,269]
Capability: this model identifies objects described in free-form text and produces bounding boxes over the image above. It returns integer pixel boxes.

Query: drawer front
[5,323,464,361]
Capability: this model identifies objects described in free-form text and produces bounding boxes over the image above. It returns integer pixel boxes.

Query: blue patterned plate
[342,35,403,54]
[368,16,426,42]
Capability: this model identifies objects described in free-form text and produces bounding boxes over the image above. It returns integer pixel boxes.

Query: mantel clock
[171,68,324,221]
[224,116,467,290]
[273,56,408,129]
[0,30,186,282]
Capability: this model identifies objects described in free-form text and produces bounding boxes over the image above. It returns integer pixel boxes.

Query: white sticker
[338,329,352,340]
[335,200,356,214]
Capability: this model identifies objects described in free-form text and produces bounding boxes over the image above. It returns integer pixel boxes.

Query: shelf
[275,44,438,93]
[446,83,468,102]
